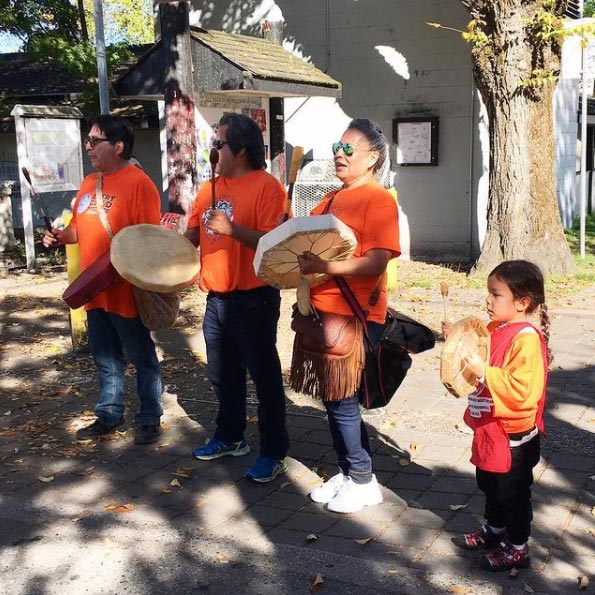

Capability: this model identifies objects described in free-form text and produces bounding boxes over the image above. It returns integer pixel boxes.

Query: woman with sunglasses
[295,118,401,513]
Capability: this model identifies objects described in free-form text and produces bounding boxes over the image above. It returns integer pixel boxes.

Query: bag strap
[322,188,386,344]
[95,173,114,239]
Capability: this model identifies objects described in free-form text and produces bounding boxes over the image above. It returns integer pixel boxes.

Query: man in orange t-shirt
[185,113,289,483]
[43,115,163,445]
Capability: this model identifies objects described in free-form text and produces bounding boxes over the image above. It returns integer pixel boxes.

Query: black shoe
[76,419,126,441]
[134,424,161,445]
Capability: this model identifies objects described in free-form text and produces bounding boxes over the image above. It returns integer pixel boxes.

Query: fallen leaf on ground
[449,504,468,511]
[38,475,55,483]
[172,468,190,478]
[578,576,589,590]
[104,503,135,513]
[310,574,324,592]
[522,581,535,593]
[510,567,519,578]
[398,458,411,467]
[248,416,259,423]
[354,537,373,545]
[170,478,181,488]
[306,534,318,542]
[388,569,399,574]
[448,586,471,594]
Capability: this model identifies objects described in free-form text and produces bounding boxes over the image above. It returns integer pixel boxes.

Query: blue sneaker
[193,437,250,460]
[245,456,288,483]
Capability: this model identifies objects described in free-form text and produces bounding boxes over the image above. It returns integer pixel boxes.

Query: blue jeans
[203,285,289,460]
[324,320,384,484]
[87,308,163,427]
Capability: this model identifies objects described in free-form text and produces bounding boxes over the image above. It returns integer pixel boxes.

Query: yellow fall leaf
[170,478,181,488]
[448,586,471,595]
[38,475,55,483]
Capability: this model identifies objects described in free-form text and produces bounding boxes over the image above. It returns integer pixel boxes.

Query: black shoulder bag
[334,276,436,409]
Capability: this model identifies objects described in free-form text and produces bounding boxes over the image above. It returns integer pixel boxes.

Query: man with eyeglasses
[42,115,163,445]
[185,113,290,483]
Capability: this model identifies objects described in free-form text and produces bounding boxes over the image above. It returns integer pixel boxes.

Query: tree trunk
[463,0,575,275]
[77,0,89,41]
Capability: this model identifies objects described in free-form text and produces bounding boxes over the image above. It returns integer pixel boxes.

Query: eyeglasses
[332,141,367,157]
[84,136,110,148]
[212,139,228,150]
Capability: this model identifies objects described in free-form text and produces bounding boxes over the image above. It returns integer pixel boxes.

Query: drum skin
[110,224,200,293]
[440,316,490,398]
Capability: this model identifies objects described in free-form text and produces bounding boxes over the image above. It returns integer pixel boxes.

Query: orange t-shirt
[70,165,161,317]
[188,169,286,292]
[309,181,400,324]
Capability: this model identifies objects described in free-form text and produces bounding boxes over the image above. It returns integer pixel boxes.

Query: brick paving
[0,270,593,594]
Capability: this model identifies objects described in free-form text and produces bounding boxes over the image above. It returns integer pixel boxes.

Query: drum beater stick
[440,281,449,322]
[283,146,304,222]
[21,167,53,233]
[209,148,219,210]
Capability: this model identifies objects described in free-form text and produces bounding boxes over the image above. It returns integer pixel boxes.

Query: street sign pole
[93,0,110,114]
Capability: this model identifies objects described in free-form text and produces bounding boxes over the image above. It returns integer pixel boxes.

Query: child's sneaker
[479,540,530,572]
[452,525,505,550]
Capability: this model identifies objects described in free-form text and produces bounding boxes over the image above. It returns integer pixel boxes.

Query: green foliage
[0,0,81,45]
[585,1,595,18]
[519,68,558,88]
[461,19,488,48]
[102,0,154,45]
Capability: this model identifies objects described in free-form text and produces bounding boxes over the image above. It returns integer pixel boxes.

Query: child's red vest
[463,322,548,473]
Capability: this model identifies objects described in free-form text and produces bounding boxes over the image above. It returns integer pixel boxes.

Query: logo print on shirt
[77,193,93,214]
[203,200,233,236]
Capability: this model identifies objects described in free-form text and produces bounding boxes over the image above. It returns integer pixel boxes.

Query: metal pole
[580,43,590,259]
[93,0,110,114]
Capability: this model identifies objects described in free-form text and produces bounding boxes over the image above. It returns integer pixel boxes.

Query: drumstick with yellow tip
[440,281,449,322]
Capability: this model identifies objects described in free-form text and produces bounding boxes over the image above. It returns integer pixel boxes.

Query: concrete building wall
[190,0,482,261]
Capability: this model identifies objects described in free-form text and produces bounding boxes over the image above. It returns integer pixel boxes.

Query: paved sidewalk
[0,273,594,595]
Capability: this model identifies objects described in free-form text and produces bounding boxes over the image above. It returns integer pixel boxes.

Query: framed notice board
[393,116,439,166]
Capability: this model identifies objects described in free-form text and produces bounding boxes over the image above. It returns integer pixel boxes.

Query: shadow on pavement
[0,274,593,595]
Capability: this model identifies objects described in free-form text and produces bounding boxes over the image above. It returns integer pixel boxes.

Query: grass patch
[395,216,595,305]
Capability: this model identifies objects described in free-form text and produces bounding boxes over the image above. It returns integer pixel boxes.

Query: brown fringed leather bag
[289,308,365,401]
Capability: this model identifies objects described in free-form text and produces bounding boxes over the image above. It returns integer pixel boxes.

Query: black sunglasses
[84,136,110,148]
[212,139,229,150]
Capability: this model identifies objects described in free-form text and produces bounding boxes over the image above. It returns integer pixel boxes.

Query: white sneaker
[326,475,383,513]
[310,472,346,504]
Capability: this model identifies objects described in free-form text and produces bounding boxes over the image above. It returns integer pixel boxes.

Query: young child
[442,260,551,572]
